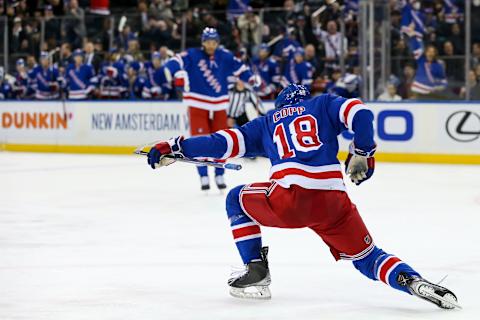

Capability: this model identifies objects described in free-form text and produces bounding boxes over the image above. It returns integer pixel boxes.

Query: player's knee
[352,246,385,280]
[226,185,245,218]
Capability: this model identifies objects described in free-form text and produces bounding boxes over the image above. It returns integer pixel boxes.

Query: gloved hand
[147,136,184,169]
[174,70,190,92]
[248,74,262,90]
[345,142,376,185]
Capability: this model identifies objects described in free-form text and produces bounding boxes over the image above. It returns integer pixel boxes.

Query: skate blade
[229,286,271,300]
[418,285,462,309]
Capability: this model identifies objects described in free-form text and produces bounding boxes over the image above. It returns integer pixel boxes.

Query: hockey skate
[200,176,210,191]
[228,247,271,300]
[397,273,461,309]
[215,175,227,190]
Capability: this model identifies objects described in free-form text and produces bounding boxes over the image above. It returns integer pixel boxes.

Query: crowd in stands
[0,0,479,101]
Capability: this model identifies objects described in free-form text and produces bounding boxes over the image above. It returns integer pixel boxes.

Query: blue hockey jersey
[409,38,447,94]
[252,57,281,97]
[0,81,14,99]
[273,38,301,59]
[400,3,426,38]
[283,59,314,91]
[180,94,374,191]
[144,65,173,100]
[65,63,97,99]
[164,47,255,111]
[98,62,128,98]
[28,65,63,100]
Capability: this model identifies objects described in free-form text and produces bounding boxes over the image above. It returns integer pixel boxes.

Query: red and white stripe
[339,241,375,261]
[339,98,368,130]
[183,91,229,111]
[411,81,433,94]
[217,129,246,159]
[231,222,261,243]
[68,90,88,99]
[269,162,345,191]
[376,255,403,286]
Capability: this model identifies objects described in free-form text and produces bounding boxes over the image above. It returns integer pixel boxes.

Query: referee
[227,80,266,128]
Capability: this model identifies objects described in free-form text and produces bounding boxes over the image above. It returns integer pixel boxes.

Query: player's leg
[310,191,459,309]
[225,185,270,299]
[211,109,228,190]
[188,106,211,190]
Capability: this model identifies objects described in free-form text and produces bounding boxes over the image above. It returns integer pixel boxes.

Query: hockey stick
[133,149,243,171]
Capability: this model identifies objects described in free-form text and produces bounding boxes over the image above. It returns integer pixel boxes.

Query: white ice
[1,152,479,320]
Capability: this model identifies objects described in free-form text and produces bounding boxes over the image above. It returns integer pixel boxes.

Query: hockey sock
[353,246,421,294]
[196,165,208,177]
[226,185,262,264]
[215,167,225,176]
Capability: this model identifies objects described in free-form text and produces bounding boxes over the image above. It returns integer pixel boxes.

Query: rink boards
[0,100,479,164]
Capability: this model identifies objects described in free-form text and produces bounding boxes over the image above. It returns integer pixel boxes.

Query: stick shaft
[134,150,242,171]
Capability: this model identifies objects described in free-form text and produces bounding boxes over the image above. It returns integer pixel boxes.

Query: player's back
[258,93,349,191]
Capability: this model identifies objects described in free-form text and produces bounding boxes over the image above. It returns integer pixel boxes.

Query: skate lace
[230,265,248,279]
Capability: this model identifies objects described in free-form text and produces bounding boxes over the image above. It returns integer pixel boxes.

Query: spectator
[44,5,61,48]
[237,7,261,54]
[471,42,480,68]
[60,43,74,69]
[448,23,464,55]
[294,15,318,48]
[315,20,348,74]
[304,44,321,77]
[398,63,416,99]
[84,41,102,73]
[378,83,402,101]
[149,0,175,24]
[11,17,27,53]
[442,40,464,91]
[64,0,86,49]
[411,44,448,99]
[460,70,480,99]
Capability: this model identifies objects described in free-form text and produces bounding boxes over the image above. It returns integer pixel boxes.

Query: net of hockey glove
[147,136,184,169]
[345,142,376,185]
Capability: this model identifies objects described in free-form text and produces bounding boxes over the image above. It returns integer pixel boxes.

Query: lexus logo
[446,111,480,142]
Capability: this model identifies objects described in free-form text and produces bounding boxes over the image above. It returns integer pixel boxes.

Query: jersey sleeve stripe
[339,98,368,130]
[233,64,249,76]
[217,129,246,159]
[172,54,184,69]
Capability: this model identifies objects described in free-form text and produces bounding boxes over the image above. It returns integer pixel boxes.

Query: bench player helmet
[201,27,220,42]
[274,83,311,109]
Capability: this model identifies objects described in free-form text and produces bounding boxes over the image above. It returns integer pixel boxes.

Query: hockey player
[126,61,149,99]
[328,73,361,99]
[145,83,460,309]
[0,67,14,100]
[29,51,63,100]
[282,47,314,91]
[251,43,281,100]
[98,51,128,99]
[13,58,30,99]
[29,52,63,99]
[65,49,97,100]
[163,27,260,191]
[144,52,172,100]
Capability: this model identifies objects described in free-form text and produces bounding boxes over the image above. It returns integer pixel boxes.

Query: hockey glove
[173,70,190,92]
[147,136,185,169]
[345,142,376,185]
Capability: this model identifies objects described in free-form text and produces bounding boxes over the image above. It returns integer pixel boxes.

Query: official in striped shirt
[228,80,266,127]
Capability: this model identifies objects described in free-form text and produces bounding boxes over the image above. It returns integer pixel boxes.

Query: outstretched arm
[147,118,265,169]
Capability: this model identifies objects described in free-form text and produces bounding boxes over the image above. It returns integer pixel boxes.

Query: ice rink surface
[1,152,479,320]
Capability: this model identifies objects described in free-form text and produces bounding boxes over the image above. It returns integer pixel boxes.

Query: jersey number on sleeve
[273,115,322,159]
